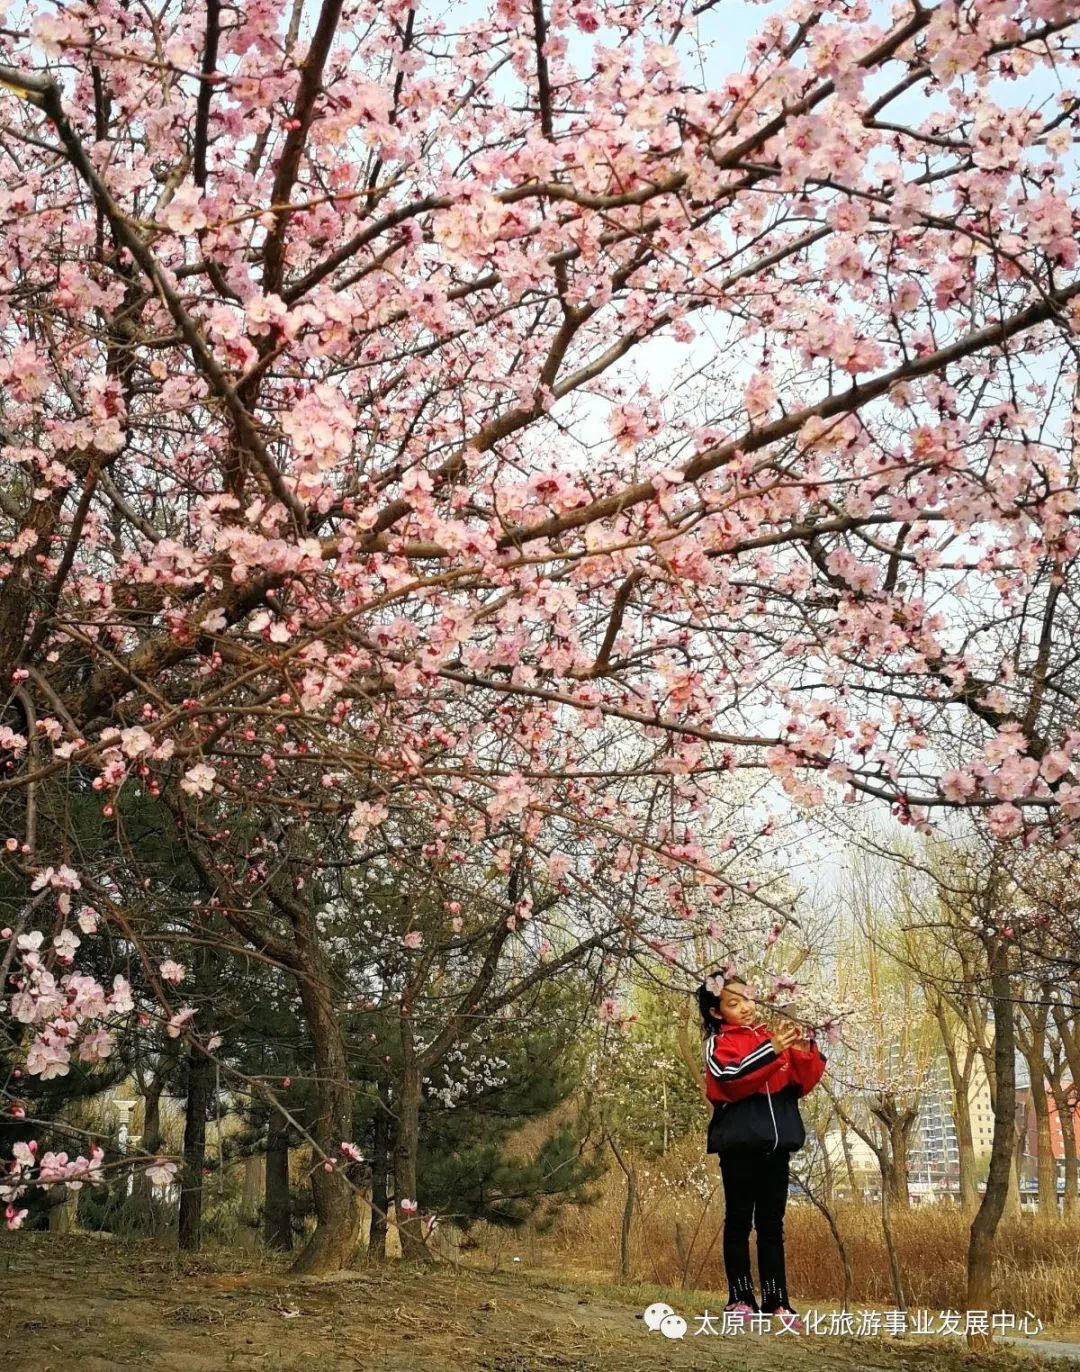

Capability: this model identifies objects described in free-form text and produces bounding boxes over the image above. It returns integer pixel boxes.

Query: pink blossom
[53,928,80,960]
[940,770,977,802]
[987,803,1024,838]
[166,1006,196,1038]
[180,763,216,797]
[25,1034,71,1080]
[144,1159,178,1187]
[161,182,208,234]
[77,1026,114,1063]
[1041,749,1072,784]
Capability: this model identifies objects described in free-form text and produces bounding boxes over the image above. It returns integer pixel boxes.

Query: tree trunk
[1030,1075,1057,1217]
[607,1130,636,1282]
[966,939,1016,1346]
[133,1082,164,1232]
[814,1125,836,1205]
[1004,1093,1025,1221]
[47,1186,78,1233]
[954,1088,979,1213]
[1051,999,1080,1217]
[887,1122,911,1209]
[237,1153,264,1249]
[264,1113,293,1251]
[368,1081,390,1262]
[1053,1085,1076,1217]
[178,1041,213,1252]
[393,1042,425,1261]
[289,907,364,1275]
[937,1004,978,1211]
[839,1120,862,1201]
[879,1165,905,1309]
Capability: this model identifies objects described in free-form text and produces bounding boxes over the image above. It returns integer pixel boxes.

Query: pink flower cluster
[1,1140,105,1229]
[8,930,133,1081]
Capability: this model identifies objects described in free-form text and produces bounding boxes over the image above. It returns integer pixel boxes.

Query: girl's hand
[770,1021,801,1055]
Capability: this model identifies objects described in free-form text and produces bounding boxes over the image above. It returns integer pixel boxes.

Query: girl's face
[714,981,756,1027]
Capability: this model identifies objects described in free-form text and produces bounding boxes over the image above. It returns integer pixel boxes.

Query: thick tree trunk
[393,1040,425,1261]
[1030,1078,1057,1216]
[237,1153,264,1249]
[290,906,363,1275]
[178,1042,213,1252]
[47,1186,78,1233]
[966,939,1016,1346]
[1051,1000,1080,1217]
[879,1166,905,1309]
[264,1114,293,1251]
[368,1081,390,1262]
[887,1125,911,1209]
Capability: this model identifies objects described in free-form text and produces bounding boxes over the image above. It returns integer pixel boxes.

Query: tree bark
[1030,1077,1057,1217]
[289,906,363,1274]
[870,1102,915,1209]
[368,1081,390,1262]
[966,938,1016,1346]
[814,1124,836,1205]
[879,1165,905,1309]
[178,1041,213,1252]
[839,1119,862,1201]
[264,1113,293,1251]
[393,1027,425,1261]
[1051,998,1080,1218]
[955,1088,979,1214]
[1052,1084,1076,1217]
[1018,1006,1056,1217]
[133,1081,164,1232]
[238,1152,264,1249]
[888,1122,912,1208]
[1005,1093,1025,1220]
[607,1129,637,1282]
[936,1002,978,1211]
[47,1186,78,1233]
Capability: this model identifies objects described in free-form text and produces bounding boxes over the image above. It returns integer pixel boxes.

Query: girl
[697,971,827,1330]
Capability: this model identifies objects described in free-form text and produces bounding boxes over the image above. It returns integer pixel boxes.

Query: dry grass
[501,1141,1080,1331]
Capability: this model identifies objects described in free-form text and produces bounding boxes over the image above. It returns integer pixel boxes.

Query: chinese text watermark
[641,1302,1045,1340]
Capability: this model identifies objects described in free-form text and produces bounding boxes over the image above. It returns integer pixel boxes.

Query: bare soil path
[1,1235,1075,1371]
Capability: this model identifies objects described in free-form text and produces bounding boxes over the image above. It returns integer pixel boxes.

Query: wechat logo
[643,1302,687,1340]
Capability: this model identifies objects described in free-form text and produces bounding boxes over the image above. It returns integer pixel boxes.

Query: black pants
[718,1146,792,1312]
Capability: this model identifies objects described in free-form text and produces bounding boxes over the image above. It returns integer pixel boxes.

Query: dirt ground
[0,1234,1076,1372]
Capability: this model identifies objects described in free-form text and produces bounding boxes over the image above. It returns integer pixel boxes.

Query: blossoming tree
[2,0,1080,1279]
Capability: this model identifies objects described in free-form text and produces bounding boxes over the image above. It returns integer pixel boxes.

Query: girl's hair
[696,971,747,1035]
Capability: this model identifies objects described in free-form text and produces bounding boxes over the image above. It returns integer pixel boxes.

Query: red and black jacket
[704,1021,827,1154]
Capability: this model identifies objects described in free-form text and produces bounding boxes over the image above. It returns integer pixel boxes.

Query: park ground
[1,1235,1078,1372]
